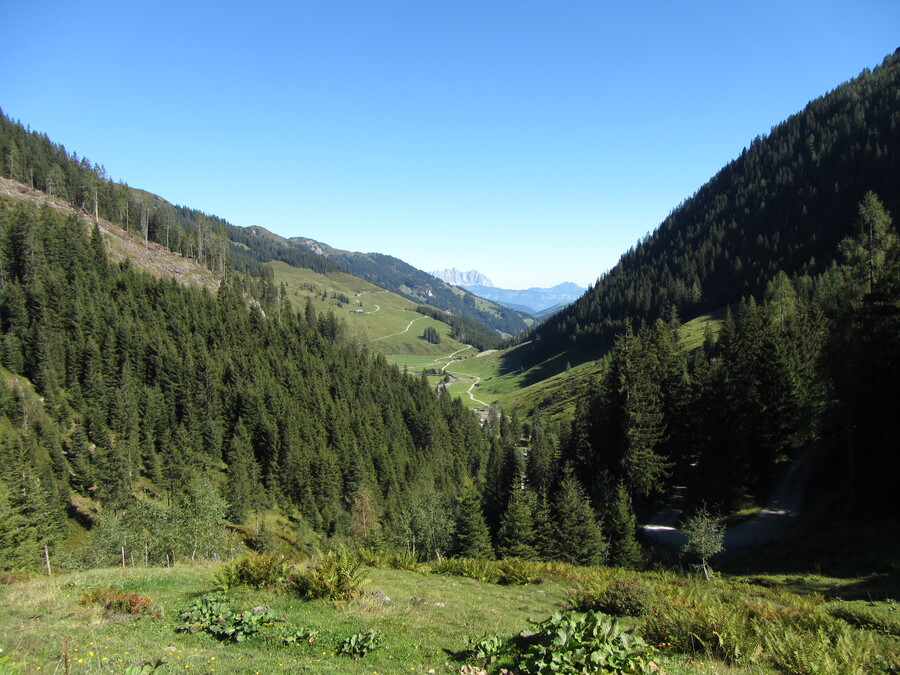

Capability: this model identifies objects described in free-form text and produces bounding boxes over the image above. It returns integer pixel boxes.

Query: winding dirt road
[436,348,490,407]
[642,455,815,551]
[367,319,491,408]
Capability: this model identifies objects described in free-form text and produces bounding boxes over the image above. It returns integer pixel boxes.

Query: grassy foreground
[1,555,898,674]
[1,563,569,674]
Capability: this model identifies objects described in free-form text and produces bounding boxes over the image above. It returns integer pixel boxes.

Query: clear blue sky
[3,2,898,289]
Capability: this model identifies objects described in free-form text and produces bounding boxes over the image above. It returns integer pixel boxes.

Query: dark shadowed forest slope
[514,49,900,369]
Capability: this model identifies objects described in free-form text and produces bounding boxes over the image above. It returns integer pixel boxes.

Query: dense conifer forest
[0,110,526,339]
[0,201,495,567]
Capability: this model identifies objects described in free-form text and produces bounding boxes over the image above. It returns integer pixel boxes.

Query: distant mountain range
[431,268,585,314]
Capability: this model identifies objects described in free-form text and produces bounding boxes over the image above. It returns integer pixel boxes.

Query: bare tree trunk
[140,206,149,242]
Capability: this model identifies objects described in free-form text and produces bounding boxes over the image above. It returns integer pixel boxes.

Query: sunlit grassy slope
[270,261,470,355]
[270,262,493,410]
[3,559,897,674]
[471,310,728,423]
[271,258,725,420]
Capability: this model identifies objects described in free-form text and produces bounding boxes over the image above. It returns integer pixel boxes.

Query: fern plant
[290,548,369,601]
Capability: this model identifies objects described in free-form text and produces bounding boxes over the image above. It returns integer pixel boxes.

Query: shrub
[642,594,761,665]
[642,582,893,673]
[79,587,160,617]
[577,578,654,617]
[290,548,368,601]
[177,594,281,642]
[339,629,382,658]
[430,557,500,583]
[516,610,659,674]
[386,549,422,571]
[496,558,545,585]
[827,600,900,636]
[212,551,294,590]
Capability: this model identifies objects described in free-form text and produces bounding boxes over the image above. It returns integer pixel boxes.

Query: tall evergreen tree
[453,483,494,559]
[552,472,606,566]
[496,486,537,560]
[225,420,261,524]
[607,481,643,569]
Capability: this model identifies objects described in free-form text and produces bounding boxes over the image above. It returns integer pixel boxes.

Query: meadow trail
[369,315,426,342]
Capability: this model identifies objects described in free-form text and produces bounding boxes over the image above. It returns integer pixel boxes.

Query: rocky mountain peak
[431,268,494,287]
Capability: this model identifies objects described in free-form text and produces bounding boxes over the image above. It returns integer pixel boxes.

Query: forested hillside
[516,49,900,368]
[0,111,520,344]
[0,200,495,568]
[481,190,900,574]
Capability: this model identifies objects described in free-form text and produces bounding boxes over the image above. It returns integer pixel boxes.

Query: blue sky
[3,2,898,288]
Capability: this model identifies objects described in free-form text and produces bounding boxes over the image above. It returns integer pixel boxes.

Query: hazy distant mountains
[431,268,585,315]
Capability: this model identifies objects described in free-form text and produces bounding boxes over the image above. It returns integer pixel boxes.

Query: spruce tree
[225,420,261,524]
[552,472,606,566]
[0,479,38,570]
[525,416,557,498]
[608,481,643,569]
[496,486,537,560]
[453,483,494,559]
[531,494,556,561]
